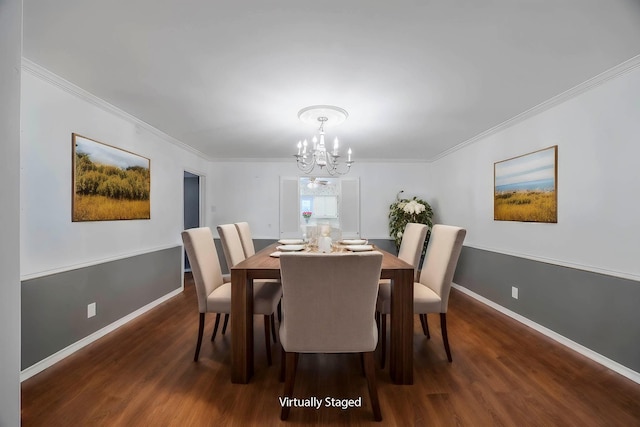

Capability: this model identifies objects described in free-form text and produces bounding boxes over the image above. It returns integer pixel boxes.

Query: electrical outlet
[511,286,519,299]
[87,302,96,318]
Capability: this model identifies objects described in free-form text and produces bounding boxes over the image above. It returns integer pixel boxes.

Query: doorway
[183,171,202,271]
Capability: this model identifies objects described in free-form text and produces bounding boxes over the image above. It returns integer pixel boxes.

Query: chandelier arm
[294,106,353,175]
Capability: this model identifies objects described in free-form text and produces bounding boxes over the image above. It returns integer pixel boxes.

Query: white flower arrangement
[388,194,433,254]
[402,199,427,215]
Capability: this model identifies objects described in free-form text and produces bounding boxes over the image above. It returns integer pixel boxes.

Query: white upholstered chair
[181,227,282,365]
[234,221,282,320]
[377,224,466,364]
[279,252,383,422]
[218,223,280,347]
[234,221,256,258]
[376,222,428,368]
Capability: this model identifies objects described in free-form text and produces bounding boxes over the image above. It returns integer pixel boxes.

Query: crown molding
[430,54,640,162]
[209,156,429,163]
[21,57,213,161]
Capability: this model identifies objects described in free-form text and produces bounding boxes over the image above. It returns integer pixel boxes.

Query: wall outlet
[87,302,96,318]
[511,286,519,299]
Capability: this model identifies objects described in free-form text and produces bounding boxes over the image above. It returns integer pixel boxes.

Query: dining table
[230,241,415,385]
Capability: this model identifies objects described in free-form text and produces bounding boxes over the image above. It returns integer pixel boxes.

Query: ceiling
[23,1,640,162]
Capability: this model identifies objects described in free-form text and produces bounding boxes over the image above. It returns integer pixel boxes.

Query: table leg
[231,269,254,383]
[389,269,414,384]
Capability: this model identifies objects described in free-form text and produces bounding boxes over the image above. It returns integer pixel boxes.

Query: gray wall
[0,0,22,423]
[22,246,182,370]
[454,246,640,373]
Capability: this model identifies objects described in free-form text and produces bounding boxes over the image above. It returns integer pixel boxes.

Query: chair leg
[271,313,277,343]
[221,313,230,335]
[281,352,299,421]
[380,313,387,369]
[280,345,286,382]
[440,313,452,362]
[363,351,382,421]
[277,300,282,322]
[420,313,430,339]
[210,313,221,341]
[194,313,205,362]
[264,315,272,366]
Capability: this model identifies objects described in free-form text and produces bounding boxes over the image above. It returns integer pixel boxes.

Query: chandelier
[294,105,353,176]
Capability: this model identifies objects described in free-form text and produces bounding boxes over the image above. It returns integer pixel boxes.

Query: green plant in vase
[302,211,312,224]
[388,192,433,256]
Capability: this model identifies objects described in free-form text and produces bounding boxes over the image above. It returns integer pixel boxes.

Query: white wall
[20,66,212,278]
[209,161,430,239]
[430,65,640,280]
[0,0,22,423]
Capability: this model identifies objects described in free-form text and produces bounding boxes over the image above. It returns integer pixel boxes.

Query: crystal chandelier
[294,105,353,176]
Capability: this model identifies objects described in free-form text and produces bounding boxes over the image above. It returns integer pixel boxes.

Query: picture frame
[494,145,557,223]
[72,133,151,221]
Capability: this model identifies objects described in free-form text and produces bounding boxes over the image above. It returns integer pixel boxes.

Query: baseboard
[452,283,640,385]
[20,287,183,382]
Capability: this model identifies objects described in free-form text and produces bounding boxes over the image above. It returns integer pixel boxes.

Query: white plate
[278,239,305,245]
[269,251,282,258]
[340,239,367,245]
[345,244,374,252]
[276,244,306,252]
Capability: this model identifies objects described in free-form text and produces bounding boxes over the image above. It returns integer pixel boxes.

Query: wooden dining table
[230,242,415,385]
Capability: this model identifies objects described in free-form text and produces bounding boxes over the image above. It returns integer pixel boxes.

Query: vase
[304,218,309,224]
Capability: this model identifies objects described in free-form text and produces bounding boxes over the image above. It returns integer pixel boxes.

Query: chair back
[181,227,225,313]
[217,224,246,268]
[397,223,428,270]
[279,252,383,353]
[235,222,256,257]
[419,224,466,312]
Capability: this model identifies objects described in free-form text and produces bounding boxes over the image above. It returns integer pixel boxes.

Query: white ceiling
[23,0,640,161]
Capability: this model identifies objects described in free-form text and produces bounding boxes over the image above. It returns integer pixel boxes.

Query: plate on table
[345,244,374,252]
[340,239,367,245]
[269,251,282,258]
[278,239,305,245]
[276,244,306,252]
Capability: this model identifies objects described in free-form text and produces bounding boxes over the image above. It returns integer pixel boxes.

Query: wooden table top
[232,242,413,280]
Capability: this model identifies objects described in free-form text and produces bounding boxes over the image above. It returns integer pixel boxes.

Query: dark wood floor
[22,274,640,426]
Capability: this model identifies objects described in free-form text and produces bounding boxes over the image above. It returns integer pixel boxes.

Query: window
[279,176,360,239]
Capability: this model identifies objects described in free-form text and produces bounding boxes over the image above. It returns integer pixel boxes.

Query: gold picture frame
[494,145,557,223]
[72,133,150,221]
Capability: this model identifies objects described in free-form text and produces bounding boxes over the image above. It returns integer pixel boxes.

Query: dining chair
[181,227,282,365]
[376,224,466,364]
[218,223,280,344]
[376,222,428,368]
[218,223,248,271]
[234,221,255,258]
[234,221,283,320]
[279,252,383,422]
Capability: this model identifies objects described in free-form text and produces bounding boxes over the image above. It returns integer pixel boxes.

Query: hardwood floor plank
[21,274,640,426]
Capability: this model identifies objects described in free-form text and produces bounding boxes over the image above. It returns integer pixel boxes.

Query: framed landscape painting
[494,145,557,223]
[72,133,150,221]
